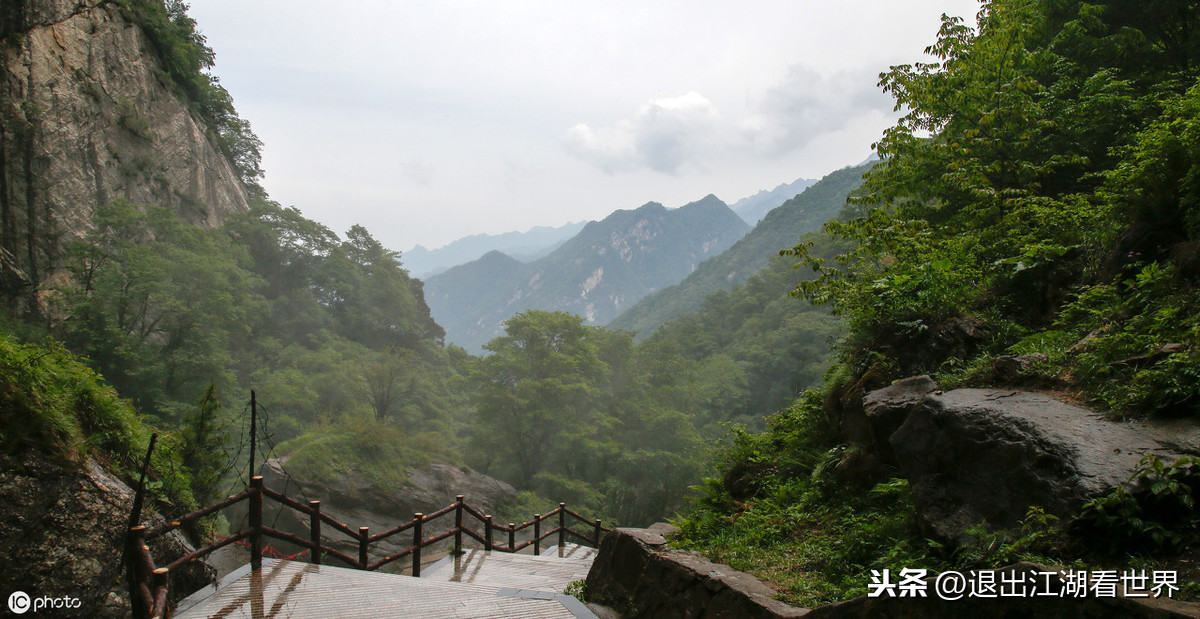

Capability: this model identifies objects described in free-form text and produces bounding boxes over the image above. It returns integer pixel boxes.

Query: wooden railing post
[309,501,322,565]
[508,523,515,552]
[151,568,169,618]
[359,526,369,569]
[412,513,424,577]
[128,526,148,619]
[594,519,602,547]
[558,503,566,547]
[454,495,464,555]
[534,514,541,555]
[484,515,493,550]
[129,433,157,530]
[249,476,263,571]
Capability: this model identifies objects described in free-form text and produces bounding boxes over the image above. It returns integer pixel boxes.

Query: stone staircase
[173,545,598,618]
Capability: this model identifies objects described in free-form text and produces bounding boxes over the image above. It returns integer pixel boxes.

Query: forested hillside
[426,195,749,352]
[676,0,1200,606]
[731,176,817,225]
[612,163,871,337]
[0,0,844,542]
[403,220,587,278]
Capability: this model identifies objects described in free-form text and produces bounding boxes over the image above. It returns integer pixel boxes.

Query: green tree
[58,202,263,421]
[177,382,230,505]
[471,311,605,487]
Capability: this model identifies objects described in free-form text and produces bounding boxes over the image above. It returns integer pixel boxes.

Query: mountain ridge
[610,162,874,338]
[425,195,749,352]
[731,177,818,224]
[403,220,587,278]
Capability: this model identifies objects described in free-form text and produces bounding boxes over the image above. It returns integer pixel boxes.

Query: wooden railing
[126,476,610,619]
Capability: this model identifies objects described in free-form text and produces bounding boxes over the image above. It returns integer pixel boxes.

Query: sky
[187,0,982,253]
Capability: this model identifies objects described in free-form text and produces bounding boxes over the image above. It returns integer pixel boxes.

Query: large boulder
[0,451,213,618]
[863,379,1200,543]
[585,525,809,618]
[586,528,1200,618]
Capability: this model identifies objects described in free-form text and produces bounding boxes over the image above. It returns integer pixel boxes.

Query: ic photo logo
[8,591,31,614]
[7,591,82,614]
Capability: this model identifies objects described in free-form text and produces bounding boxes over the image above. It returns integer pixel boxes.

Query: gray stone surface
[0,450,213,618]
[994,353,1050,383]
[586,526,809,618]
[864,379,1200,543]
[1,0,250,305]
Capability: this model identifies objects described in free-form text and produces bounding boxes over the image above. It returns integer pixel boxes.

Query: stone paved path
[423,544,597,592]
[174,546,598,618]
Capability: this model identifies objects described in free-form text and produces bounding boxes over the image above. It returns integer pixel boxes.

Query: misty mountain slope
[403,220,587,277]
[610,162,873,338]
[424,195,750,352]
[731,176,818,225]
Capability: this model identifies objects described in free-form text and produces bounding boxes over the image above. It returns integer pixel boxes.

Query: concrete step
[421,544,596,593]
[173,557,598,618]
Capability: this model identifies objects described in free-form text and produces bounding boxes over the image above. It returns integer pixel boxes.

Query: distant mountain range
[731,176,818,224]
[610,162,874,337]
[402,221,587,278]
[424,195,750,352]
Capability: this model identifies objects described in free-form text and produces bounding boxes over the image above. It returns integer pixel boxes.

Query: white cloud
[399,158,436,186]
[565,69,894,178]
[740,65,894,157]
[565,91,720,175]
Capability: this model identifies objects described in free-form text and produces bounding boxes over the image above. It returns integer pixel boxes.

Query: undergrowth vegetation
[0,328,196,511]
[674,392,1085,606]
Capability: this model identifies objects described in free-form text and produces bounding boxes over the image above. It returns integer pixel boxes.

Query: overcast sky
[187,0,981,252]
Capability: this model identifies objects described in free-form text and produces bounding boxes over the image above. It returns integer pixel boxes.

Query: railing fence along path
[126,476,610,619]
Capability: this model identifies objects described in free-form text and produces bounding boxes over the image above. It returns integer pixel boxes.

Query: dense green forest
[611,163,870,337]
[675,0,1200,606]
[7,181,846,526]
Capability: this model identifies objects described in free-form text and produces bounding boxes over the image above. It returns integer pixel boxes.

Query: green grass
[280,420,458,492]
[0,329,196,510]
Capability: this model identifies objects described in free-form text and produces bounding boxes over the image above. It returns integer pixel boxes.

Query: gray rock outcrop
[585,525,809,618]
[0,450,213,618]
[587,527,1200,618]
[863,376,1200,543]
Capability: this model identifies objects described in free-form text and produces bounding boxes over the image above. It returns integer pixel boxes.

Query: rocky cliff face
[0,0,249,307]
[0,450,212,618]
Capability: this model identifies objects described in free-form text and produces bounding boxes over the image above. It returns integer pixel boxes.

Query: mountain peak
[425,195,751,352]
[679,194,729,211]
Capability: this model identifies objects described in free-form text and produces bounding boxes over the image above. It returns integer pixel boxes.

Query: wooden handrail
[262,486,315,515]
[367,518,416,543]
[145,489,251,540]
[461,502,489,523]
[460,526,487,547]
[316,509,365,541]
[127,477,610,618]
[165,529,250,571]
[423,502,458,522]
[262,526,318,553]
